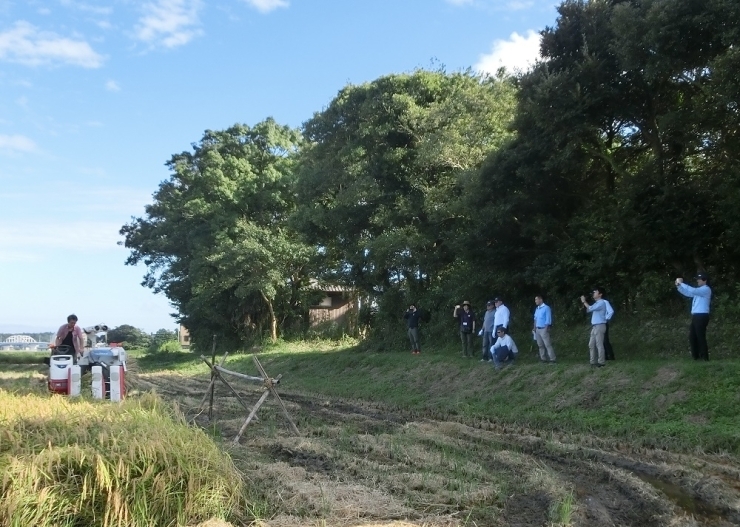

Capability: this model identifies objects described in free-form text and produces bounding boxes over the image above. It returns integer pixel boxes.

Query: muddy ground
[132,369,740,527]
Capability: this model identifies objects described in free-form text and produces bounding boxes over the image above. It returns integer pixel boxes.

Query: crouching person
[490,327,518,371]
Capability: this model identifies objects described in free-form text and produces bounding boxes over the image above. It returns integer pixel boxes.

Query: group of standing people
[404,272,711,365]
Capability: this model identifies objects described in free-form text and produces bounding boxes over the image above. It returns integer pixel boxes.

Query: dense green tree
[107,325,149,348]
[120,119,314,349]
[468,0,740,314]
[294,70,517,320]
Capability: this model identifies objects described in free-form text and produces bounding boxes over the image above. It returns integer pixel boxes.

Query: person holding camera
[404,303,422,355]
[675,273,711,360]
[453,300,476,357]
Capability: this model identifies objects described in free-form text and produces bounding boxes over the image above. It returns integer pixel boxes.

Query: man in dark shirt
[403,304,422,355]
[453,300,476,357]
[52,314,85,363]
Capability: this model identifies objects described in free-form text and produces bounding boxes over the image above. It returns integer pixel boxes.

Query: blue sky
[0,0,558,333]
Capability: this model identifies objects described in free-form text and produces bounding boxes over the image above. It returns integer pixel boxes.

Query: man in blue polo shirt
[533,295,556,364]
[580,287,607,367]
[676,273,711,361]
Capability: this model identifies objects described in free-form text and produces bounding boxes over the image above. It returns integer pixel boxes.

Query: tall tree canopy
[469,0,740,313]
[120,119,313,349]
[294,70,518,316]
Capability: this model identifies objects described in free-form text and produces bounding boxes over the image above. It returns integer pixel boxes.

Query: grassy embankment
[0,354,248,527]
[138,316,740,456]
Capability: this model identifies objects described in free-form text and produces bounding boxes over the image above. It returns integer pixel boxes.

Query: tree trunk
[260,290,277,343]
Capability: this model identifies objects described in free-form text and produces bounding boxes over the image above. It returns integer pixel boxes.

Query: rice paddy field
[1,341,739,527]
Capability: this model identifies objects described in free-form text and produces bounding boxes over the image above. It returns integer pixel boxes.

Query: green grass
[156,316,740,457]
[0,350,48,364]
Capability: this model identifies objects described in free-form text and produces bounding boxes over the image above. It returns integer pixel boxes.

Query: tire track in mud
[137,373,740,527]
[285,393,740,526]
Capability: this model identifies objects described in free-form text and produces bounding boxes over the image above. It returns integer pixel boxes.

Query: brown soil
[136,371,740,527]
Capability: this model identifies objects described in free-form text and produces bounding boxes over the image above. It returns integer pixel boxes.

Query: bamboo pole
[213,365,266,384]
[233,389,270,444]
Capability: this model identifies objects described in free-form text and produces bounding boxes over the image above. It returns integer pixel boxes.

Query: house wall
[309,292,354,327]
[178,325,191,348]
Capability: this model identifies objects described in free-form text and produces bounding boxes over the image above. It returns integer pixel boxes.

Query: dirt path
[136,372,740,527]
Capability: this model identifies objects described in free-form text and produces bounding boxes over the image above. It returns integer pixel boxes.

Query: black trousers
[689,313,710,360]
[604,323,615,360]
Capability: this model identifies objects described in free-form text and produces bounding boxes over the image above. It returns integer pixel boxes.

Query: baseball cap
[493,297,503,303]
[695,272,709,281]
[486,300,495,305]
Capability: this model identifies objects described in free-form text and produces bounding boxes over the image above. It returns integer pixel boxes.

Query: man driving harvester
[51,314,85,363]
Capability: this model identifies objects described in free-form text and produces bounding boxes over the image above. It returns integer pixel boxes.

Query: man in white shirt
[490,327,518,371]
[493,297,510,334]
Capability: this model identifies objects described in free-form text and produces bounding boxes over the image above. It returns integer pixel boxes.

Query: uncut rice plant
[0,391,247,527]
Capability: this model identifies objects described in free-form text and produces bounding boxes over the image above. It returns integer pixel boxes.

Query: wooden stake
[233,389,270,444]
[208,334,217,421]
[198,352,229,410]
[201,352,299,441]
[253,355,300,436]
[201,356,255,415]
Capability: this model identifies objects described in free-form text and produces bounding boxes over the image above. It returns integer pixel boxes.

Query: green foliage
[294,69,517,338]
[121,119,317,349]
[107,324,150,348]
[155,340,183,354]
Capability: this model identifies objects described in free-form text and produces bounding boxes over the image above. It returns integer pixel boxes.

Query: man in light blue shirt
[532,295,556,363]
[676,272,711,360]
[580,287,607,367]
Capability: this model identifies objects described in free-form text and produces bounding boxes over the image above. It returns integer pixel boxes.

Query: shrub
[157,340,183,354]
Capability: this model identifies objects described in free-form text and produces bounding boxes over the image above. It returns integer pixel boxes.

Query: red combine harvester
[47,324,127,400]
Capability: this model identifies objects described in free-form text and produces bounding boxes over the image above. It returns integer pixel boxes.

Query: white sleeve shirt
[493,305,510,328]
[491,334,518,355]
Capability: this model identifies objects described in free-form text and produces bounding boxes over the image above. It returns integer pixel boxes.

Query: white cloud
[0,21,104,68]
[135,0,203,49]
[445,0,474,5]
[475,29,541,75]
[242,0,289,13]
[105,79,120,91]
[0,134,37,153]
